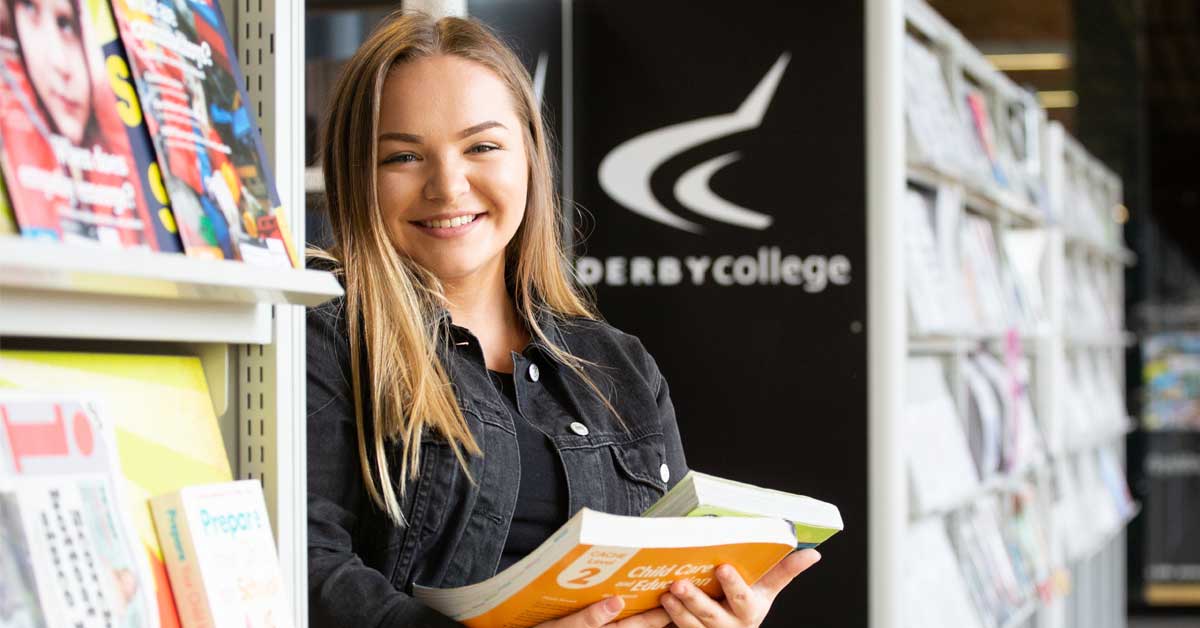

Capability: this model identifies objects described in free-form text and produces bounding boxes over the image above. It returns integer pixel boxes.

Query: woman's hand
[658,549,822,628]
[535,595,673,628]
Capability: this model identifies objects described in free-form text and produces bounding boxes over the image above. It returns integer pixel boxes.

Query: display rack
[871,2,1136,628]
[0,1,335,626]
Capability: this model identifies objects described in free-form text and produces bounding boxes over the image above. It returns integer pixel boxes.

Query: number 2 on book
[567,568,602,586]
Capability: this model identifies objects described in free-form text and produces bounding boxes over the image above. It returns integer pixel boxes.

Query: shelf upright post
[223,0,310,625]
[869,1,905,627]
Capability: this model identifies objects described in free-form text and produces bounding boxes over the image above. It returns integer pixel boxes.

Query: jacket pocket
[608,433,668,515]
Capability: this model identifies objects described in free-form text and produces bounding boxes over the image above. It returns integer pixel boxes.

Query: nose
[423,154,470,204]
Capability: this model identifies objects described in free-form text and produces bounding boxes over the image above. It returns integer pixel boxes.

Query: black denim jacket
[306,297,688,627]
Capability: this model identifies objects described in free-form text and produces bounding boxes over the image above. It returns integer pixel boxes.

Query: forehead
[378,54,521,135]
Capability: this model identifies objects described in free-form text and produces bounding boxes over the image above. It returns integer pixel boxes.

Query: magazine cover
[0,169,16,234]
[0,350,234,628]
[0,0,177,250]
[109,0,298,267]
[0,394,159,627]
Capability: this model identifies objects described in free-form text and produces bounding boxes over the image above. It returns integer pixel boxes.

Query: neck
[443,263,528,373]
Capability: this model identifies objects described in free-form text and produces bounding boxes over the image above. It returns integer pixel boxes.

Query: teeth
[421,214,478,229]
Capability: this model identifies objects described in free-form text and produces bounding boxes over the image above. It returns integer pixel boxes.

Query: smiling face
[13,0,91,144]
[376,54,529,285]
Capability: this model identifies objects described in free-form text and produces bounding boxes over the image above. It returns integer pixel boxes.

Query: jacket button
[569,421,589,436]
[660,464,670,483]
[528,363,541,382]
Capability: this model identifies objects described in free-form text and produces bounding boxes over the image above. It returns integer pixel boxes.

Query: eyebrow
[378,121,507,144]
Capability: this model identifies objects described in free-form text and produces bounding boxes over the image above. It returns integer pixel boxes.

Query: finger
[659,593,705,628]
[668,579,733,626]
[611,607,672,628]
[753,549,821,599]
[564,595,624,628]
[714,564,758,621]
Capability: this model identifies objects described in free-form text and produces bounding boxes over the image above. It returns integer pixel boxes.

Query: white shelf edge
[907,164,1045,227]
[1064,330,1136,349]
[0,236,343,308]
[911,459,1049,521]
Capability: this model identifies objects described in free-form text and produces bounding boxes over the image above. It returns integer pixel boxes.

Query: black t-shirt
[488,369,569,571]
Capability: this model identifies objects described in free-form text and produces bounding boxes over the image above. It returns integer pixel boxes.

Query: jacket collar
[437,304,572,370]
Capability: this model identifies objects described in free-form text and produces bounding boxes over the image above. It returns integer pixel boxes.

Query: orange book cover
[414,509,798,628]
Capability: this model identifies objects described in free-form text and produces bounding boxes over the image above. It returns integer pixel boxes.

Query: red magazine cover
[109,0,298,267]
[0,0,180,251]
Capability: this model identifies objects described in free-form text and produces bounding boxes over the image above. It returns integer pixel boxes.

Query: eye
[467,143,500,155]
[382,152,419,165]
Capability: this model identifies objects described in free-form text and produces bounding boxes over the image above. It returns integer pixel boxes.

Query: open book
[414,471,842,628]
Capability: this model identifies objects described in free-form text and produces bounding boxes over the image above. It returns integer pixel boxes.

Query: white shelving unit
[872,2,1135,628]
[1,2,336,626]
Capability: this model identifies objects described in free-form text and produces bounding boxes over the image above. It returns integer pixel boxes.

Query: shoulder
[553,317,664,389]
[306,253,349,337]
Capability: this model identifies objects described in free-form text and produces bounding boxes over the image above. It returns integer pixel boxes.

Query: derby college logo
[598,53,790,234]
[578,53,854,291]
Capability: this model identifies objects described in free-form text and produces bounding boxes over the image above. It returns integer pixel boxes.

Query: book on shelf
[904,188,954,336]
[971,351,1044,475]
[1000,230,1048,333]
[903,35,981,182]
[0,393,159,627]
[108,0,298,267]
[904,357,979,515]
[962,357,1003,480]
[414,471,842,628]
[0,0,183,252]
[959,216,1008,334]
[150,480,291,628]
[963,88,1008,189]
[0,349,234,628]
[903,519,986,628]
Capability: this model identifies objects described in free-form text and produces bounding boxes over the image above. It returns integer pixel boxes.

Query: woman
[307,12,819,628]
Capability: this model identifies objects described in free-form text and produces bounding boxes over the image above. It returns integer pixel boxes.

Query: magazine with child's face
[0,0,173,250]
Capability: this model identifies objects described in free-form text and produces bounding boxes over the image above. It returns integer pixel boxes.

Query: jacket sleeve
[306,301,461,628]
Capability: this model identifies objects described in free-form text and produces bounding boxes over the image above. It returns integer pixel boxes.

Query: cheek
[495,159,530,225]
[376,172,420,243]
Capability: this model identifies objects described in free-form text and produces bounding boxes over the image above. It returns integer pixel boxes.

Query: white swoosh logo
[598,53,790,234]
[533,52,548,106]
[675,152,772,230]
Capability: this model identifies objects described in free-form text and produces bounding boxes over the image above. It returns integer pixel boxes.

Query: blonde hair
[315,12,610,524]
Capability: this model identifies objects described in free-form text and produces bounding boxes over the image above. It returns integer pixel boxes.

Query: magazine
[109,0,297,266]
[0,169,15,234]
[0,349,235,628]
[0,0,180,251]
[0,393,159,627]
[415,472,841,628]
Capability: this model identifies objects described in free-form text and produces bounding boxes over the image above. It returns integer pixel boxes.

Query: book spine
[152,491,216,628]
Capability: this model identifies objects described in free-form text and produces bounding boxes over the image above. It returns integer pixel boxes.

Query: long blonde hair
[316,12,607,524]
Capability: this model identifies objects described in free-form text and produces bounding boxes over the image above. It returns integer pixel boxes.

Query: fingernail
[660,594,676,607]
[718,565,736,580]
[604,596,623,614]
[671,580,688,595]
[812,550,823,562]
